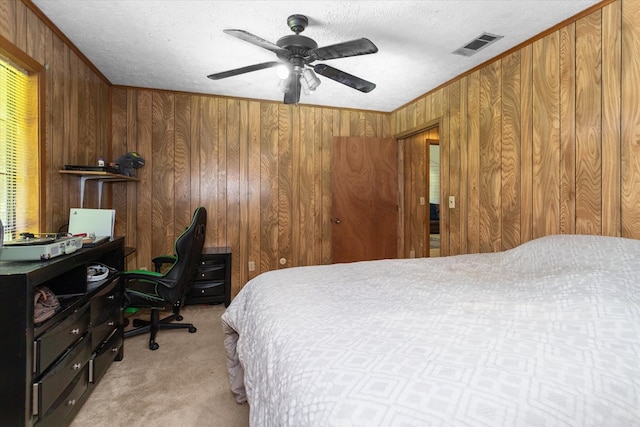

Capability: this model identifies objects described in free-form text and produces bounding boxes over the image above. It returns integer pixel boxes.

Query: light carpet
[70,304,249,427]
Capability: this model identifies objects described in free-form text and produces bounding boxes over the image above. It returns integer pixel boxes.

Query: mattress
[222,234,640,426]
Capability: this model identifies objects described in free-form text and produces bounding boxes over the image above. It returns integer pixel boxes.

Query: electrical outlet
[409,250,415,258]
[139,266,148,271]
[248,261,255,272]
[419,196,425,206]
[449,196,456,209]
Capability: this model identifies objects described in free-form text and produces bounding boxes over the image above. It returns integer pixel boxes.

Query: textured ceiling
[32,0,600,112]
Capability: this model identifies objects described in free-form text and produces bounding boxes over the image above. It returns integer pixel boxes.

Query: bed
[221,234,640,426]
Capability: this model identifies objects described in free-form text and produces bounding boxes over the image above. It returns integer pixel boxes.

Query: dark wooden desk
[0,238,125,426]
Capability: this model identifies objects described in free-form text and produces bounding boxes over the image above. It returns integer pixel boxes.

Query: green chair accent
[122,207,207,350]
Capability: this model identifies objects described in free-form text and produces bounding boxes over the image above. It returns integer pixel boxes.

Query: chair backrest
[158,207,207,304]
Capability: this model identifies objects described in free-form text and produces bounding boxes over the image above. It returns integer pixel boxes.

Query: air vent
[453,32,504,57]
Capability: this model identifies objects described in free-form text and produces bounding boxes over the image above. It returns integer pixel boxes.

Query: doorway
[428,141,441,257]
[400,126,440,258]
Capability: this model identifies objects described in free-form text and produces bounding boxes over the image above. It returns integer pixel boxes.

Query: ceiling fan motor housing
[277,14,317,60]
[276,35,317,58]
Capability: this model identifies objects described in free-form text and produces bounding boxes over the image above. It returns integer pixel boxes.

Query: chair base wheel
[176,315,184,321]
[189,326,197,333]
[150,342,159,350]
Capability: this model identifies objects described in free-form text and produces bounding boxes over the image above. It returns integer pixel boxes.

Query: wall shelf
[59,170,139,208]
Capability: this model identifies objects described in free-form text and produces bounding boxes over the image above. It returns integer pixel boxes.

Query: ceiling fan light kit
[279,76,291,93]
[207,14,378,105]
[275,63,291,79]
[301,68,321,93]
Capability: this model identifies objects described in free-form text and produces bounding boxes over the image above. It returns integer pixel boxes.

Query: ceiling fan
[207,14,378,105]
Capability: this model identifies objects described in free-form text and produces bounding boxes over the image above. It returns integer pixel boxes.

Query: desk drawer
[188,280,225,298]
[91,306,120,350]
[199,257,225,268]
[90,329,123,384]
[34,334,92,417]
[196,264,225,281]
[90,275,120,322]
[35,368,88,427]
[35,304,90,375]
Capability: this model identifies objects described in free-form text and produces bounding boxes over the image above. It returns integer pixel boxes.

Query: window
[0,56,39,241]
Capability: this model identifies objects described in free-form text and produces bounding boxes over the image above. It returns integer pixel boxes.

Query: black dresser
[185,247,231,307]
[0,238,125,426]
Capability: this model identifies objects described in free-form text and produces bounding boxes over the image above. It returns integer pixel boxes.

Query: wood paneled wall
[2,1,390,296]
[392,0,640,256]
[1,0,111,233]
[6,0,638,296]
[111,88,390,295]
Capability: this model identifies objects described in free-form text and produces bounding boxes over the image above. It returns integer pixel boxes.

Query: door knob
[333,218,341,224]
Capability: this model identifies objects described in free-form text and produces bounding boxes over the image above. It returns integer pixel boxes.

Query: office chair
[122,207,207,350]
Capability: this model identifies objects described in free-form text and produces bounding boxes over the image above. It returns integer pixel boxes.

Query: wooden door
[331,137,398,263]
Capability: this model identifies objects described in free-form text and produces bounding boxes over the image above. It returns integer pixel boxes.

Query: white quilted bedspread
[221,235,640,426]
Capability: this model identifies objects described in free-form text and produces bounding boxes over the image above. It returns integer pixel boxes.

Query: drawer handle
[107,295,115,300]
[108,321,115,326]
[70,328,80,335]
[111,346,120,353]
[72,363,82,370]
[67,399,76,406]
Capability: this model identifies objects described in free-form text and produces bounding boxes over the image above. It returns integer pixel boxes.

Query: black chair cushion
[124,272,172,308]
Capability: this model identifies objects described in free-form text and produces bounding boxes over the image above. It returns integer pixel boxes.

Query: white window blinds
[0,57,38,240]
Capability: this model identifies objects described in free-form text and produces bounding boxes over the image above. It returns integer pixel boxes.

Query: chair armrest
[121,270,163,280]
[121,270,175,289]
[151,255,177,272]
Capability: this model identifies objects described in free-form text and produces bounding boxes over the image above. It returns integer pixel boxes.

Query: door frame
[395,118,444,258]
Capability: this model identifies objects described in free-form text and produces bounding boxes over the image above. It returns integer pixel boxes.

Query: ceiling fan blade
[224,29,290,58]
[207,61,280,80]
[313,64,376,93]
[283,77,301,105]
[307,38,378,62]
